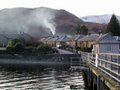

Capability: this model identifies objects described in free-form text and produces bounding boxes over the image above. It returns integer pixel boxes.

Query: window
[107,45,112,51]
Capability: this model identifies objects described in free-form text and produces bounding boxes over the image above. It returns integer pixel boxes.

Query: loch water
[0,67,85,90]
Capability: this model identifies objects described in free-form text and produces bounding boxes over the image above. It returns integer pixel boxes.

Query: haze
[0,0,120,17]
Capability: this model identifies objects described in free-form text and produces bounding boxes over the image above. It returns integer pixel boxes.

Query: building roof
[57,35,70,42]
[72,35,84,41]
[44,37,53,42]
[114,36,120,41]
[39,38,46,42]
[78,34,99,42]
[20,33,35,43]
[96,34,120,43]
[48,37,59,42]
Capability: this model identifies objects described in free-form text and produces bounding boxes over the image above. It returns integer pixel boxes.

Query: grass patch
[0,48,7,54]
[0,48,6,50]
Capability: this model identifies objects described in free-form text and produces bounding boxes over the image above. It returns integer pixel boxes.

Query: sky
[0,0,120,17]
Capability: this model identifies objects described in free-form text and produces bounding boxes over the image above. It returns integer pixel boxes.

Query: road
[56,48,74,54]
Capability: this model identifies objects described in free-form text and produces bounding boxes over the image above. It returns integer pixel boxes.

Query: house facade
[77,34,99,51]
[93,34,120,53]
[47,37,59,47]
[66,35,84,48]
[56,36,70,48]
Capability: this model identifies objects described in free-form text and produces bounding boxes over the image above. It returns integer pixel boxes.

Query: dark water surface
[0,68,85,90]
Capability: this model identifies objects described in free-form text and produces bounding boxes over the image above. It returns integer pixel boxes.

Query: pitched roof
[44,37,53,42]
[57,36,70,42]
[78,34,99,42]
[72,35,84,41]
[96,34,120,43]
[39,38,46,42]
[48,37,59,42]
[114,36,120,41]
[20,33,35,43]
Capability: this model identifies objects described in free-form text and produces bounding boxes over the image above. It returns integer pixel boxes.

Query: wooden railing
[80,51,120,85]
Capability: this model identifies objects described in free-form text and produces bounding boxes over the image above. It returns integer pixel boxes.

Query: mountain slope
[55,10,83,35]
[81,22,107,33]
[81,14,120,24]
[0,7,83,38]
[0,7,108,38]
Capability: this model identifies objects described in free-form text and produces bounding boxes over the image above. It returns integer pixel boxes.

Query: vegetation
[75,46,92,52]
[6,38,25,54]
[76,24,88,35]
[35,44,53,54]
[106,14,120,36]
[76,24,81,34]
[80,25,88,35]
[2,38,58,55]
[0,48,6,54]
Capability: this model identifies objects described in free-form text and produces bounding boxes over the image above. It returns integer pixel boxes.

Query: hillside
[0,7,108,39]
[0,7,83,38]
[81,14,120,24]
[81,22,107,33]
[54,10,83,35]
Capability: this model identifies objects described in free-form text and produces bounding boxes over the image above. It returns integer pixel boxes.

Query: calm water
[0,68,85,90]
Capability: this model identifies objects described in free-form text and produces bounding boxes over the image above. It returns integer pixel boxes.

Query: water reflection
[0,68,85,90]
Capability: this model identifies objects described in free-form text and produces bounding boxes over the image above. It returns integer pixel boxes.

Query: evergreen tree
[80,25,88,35]
[76,24,81,34]
[106,14,120,36]
[76,24,88,35]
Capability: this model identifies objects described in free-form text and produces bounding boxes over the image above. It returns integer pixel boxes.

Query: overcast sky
[0,0,119,17]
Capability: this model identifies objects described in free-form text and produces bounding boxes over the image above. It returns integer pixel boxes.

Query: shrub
[36,44,52,54]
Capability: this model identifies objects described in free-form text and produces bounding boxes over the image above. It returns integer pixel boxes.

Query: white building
[93,34,120,54]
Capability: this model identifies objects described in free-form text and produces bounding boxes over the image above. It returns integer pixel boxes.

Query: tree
[6,38,25,54]
[14,42,24,52]
[36,44,52,54]
[76,24,88,35]
[6,40,15,54]
[80,25,88,35]
[106,14,120,36]
[76,24,81,34]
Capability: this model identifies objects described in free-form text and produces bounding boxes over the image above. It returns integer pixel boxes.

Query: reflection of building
[93,34,120,53]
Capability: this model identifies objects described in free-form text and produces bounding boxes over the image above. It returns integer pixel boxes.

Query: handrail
[80,51,120,84]
[98,53,120,56]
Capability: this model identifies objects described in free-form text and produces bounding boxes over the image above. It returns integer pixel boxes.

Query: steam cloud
[34,8,56,35]
[0,7,56,37]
